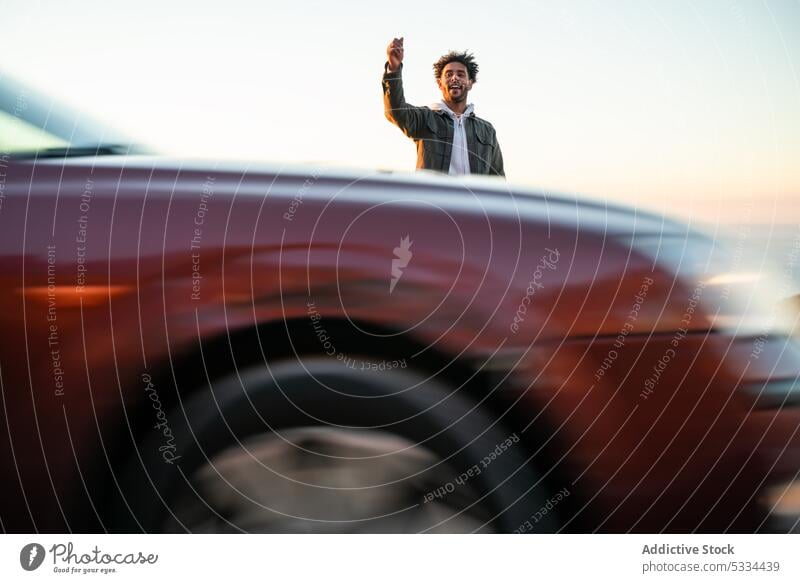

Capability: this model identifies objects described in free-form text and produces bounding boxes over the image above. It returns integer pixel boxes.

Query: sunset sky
[1,0,798,221]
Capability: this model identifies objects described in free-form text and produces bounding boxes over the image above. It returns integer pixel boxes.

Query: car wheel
[114,357,557,533]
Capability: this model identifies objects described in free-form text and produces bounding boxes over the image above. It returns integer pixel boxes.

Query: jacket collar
[431,100,475,119]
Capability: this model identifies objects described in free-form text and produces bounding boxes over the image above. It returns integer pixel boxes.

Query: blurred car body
[1,75,799,533]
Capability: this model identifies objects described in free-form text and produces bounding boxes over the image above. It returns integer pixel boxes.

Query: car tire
[112,356,558,533]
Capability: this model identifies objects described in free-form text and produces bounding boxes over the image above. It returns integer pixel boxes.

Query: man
[382,37,504,177]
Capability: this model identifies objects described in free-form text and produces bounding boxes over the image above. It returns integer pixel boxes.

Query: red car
[1,75,799,533]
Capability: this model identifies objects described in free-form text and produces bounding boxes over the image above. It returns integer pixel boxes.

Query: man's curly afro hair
[433,51,479,82]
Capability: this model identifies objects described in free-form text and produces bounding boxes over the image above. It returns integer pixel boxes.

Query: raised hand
[386,37,404,72]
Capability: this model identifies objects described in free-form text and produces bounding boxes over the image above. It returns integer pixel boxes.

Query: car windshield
[0,72,147,158]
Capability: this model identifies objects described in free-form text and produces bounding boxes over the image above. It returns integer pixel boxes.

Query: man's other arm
[490,139,505,177]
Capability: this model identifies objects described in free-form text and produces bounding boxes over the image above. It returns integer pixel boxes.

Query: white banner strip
[1,534,799,582]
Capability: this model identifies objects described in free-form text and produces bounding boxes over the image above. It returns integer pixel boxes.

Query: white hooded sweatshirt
[432,100,475,176]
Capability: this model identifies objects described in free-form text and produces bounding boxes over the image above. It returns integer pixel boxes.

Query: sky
[1,0,798,220]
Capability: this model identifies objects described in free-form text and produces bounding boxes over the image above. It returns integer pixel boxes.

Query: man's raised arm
[382,37,426,138]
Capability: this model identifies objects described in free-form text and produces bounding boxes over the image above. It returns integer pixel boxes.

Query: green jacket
[382,62,505,176]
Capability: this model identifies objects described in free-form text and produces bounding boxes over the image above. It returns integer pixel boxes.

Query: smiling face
[436,61,473,104]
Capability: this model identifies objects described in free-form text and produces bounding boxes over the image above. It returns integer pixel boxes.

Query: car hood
[24,154,691,237]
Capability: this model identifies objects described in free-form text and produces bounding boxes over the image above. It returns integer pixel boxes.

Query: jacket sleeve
[382,62,427,139]
[490,138,505,177]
